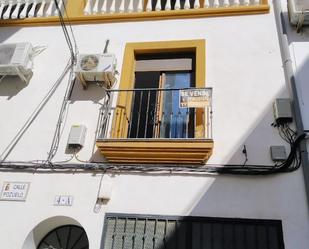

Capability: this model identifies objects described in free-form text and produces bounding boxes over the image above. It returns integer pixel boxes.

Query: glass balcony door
[160,72,194,138]
[128,71,194,139]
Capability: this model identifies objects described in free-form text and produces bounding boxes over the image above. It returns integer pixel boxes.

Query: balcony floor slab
[96,138,214,164]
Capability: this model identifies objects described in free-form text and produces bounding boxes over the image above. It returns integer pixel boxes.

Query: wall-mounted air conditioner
[75,53,117,89]
[288,0,309,29]
[0,42,33,83]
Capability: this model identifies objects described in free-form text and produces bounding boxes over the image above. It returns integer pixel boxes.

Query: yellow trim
[115,39,206,138]
[120,39,205,88]
[0,3,269,27]
[96,39,214,164]
[65,0,85,17]
[96,139,214,164]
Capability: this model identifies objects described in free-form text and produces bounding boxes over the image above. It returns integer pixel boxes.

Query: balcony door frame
[112,39,206,139]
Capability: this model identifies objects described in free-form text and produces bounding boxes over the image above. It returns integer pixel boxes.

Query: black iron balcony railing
[97,87,212,140]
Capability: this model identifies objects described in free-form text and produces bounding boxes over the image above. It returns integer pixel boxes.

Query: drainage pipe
[273,0,309,209]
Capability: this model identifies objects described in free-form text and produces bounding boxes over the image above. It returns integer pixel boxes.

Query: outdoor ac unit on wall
[0,42,33,83]
[288,0,309,28]
[75,53,117,89]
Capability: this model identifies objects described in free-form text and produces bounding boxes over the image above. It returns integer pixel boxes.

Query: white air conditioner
[75,53,117,89]
[0,42,33,77]
[288,0,309,26]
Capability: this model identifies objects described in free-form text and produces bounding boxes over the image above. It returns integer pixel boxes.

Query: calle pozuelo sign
[0,182,30,201]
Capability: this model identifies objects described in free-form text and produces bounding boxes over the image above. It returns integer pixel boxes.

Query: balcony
[96,87,214,164]
[0,0,269,26]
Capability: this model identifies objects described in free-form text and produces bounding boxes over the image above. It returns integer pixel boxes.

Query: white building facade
[0,0,308,248]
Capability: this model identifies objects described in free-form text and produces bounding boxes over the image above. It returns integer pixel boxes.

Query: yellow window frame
[112,39,206,139]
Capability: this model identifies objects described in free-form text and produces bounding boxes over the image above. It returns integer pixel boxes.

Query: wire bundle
[46,0,78,162]
[0,133,305,176]
[54,0,78,62]
[0,2,306,176]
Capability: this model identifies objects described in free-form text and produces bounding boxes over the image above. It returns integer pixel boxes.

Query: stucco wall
[0,3,309,249]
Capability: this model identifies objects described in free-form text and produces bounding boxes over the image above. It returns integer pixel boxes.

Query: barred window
[101,214,284,249]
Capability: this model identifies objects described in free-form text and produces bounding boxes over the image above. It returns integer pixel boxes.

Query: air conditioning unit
[288,0,309,27]
[0,42,33,82]
[75,53,117,89]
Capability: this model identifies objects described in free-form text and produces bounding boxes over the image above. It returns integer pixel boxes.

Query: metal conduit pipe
[273,0,309,210]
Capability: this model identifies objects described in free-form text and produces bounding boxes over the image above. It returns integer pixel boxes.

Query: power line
[46,66,75,163]
[54,0,78,61]
[45,0,80,163]
[0,133,305,176]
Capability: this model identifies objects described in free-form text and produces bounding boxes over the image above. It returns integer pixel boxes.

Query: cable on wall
[0,60,72,163]
[54,0,78,62]
[45,0,80,163]
[0,133,305,176]
[46,66,75,163]
[60,0,78,56]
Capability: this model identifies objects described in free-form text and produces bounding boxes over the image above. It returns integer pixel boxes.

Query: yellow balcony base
[96,139,214,164]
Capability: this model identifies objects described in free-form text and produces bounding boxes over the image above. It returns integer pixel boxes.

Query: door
[128,71,194,139]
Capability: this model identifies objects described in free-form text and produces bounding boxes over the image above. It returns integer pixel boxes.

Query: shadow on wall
[283,16,309,131]
[0,27,21,43]
[96,97,299,247]
[69,78,108,103]
[0,76,27,99]
[96,71,308,247]
[0,28,29,99]
[180,77,302,219]
[90,149,108,162]
[140,28,309,244]
[225,96,288,166]
[293,54,309,132]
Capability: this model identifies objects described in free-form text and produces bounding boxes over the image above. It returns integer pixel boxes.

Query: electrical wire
[44,0,80,164]
[0,60,72,163]
[0,133,305,175]
[93,172,106,213]
[74,153,89,163]
[59,0,78,56]
[0,0,78,165]
[46,66,75,163]
[0,5,304,177]
[242,145,248,166]
[54,0,77,61]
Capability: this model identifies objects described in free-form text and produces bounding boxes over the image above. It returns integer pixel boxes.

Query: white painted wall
[0,2,309,249]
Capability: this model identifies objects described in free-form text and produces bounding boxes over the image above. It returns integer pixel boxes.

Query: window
[101,214,285,249]
[37,225,89,249]
[129,53,195,139]
[96,40,214,164]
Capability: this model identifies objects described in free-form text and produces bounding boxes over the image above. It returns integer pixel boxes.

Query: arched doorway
[37,225,89,249]
[22,216,89,249]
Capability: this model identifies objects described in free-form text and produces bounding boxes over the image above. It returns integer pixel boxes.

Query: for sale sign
[179,89,212,108]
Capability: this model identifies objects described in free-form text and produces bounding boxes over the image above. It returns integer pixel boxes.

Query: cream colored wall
[0,3,309,249]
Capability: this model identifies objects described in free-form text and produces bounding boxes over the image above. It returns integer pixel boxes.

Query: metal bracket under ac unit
[296,11,309,32]
[288,0,309,32]
[0,67,33,84]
